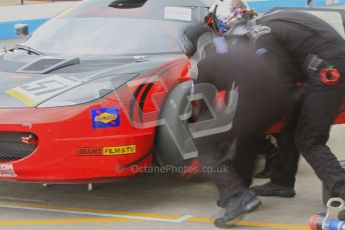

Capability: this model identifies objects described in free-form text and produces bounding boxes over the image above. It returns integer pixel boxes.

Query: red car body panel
[0,58,189,182]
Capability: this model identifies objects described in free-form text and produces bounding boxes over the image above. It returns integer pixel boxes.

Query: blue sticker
[91,107,120,129]
[256,48,268,56]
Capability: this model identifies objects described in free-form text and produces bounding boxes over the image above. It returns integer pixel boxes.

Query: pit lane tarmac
[0,170,316,230]
[1,123,345,230]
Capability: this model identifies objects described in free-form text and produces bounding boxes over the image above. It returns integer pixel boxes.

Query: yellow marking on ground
[5,89,36,106]
[187,217,214,223]
[187,217,310,230]
[0,201,310,229]
[0,218,138,226]
[237,221,310,230]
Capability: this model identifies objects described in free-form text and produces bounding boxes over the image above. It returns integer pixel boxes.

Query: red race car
[0,0,211,182]
[0,1,344,183]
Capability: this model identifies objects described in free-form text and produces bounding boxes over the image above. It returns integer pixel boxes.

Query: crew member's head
[206,0,255,35]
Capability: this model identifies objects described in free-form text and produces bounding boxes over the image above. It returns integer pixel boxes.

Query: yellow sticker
[103,145,136,155]
[5,89,37,106]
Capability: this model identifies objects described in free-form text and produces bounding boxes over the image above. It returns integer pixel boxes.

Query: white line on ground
[0,196,46,203]
[0,204,193,224]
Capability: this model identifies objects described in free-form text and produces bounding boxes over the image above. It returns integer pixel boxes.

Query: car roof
[79,0,212,8]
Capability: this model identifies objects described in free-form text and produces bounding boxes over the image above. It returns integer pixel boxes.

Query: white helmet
[207,0,251,34]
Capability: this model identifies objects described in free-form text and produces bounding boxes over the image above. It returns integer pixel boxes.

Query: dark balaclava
[181,23,213,58]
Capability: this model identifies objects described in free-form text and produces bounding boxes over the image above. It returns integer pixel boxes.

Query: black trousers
[196,138,245,203]
[196,134,264,203]
[271,67,345,199]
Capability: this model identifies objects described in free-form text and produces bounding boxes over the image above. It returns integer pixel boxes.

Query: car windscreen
[21,1,209,58]
[22,18,190,57]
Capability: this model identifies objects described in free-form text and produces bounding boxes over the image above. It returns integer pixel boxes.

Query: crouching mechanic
[209,0,345,208]
[181,23,291,227]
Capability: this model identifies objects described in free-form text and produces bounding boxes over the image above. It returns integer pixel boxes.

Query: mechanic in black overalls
[205,0,345,223]
[244,11,345,200]
[181,22,290,228]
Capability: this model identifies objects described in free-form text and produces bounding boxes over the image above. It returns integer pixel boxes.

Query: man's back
[254,10,345,83]
[195,37,290,135]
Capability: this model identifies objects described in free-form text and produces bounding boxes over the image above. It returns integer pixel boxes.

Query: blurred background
[0,0,80,6]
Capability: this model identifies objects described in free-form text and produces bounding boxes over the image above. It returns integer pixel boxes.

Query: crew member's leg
[252,89,302,197]
[255,136,279,179]
[197,140,246,202]
[295,71,345,199]
[213,134,263,228]
[232,135,266,187]
[252,113,300,197]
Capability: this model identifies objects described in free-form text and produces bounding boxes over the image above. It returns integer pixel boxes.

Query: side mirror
[14,24,29,38]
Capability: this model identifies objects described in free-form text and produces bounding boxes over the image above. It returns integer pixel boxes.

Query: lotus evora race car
[1,0,345,183]
[0,0,213,182]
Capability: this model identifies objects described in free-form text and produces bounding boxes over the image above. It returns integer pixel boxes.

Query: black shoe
[214,189,262,228]
[251,182,296,198]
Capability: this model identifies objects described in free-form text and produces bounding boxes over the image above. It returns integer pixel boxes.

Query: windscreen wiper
[15,45,45,56]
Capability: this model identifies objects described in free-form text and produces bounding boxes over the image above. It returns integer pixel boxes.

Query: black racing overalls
[249,10,345,198]
[193,36,290,202]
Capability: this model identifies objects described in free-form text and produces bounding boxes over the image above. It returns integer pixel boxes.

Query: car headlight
[37,73,138,108]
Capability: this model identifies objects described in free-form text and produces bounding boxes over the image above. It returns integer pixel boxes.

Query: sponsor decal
[103,145,136,155]
[6,75,81,106]
[0,164,17,177]
[91,107,120,129]
[78,147,103,156]
[78,145,136,156]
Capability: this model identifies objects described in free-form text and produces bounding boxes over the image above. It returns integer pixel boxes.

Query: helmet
[206,0,252,34]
